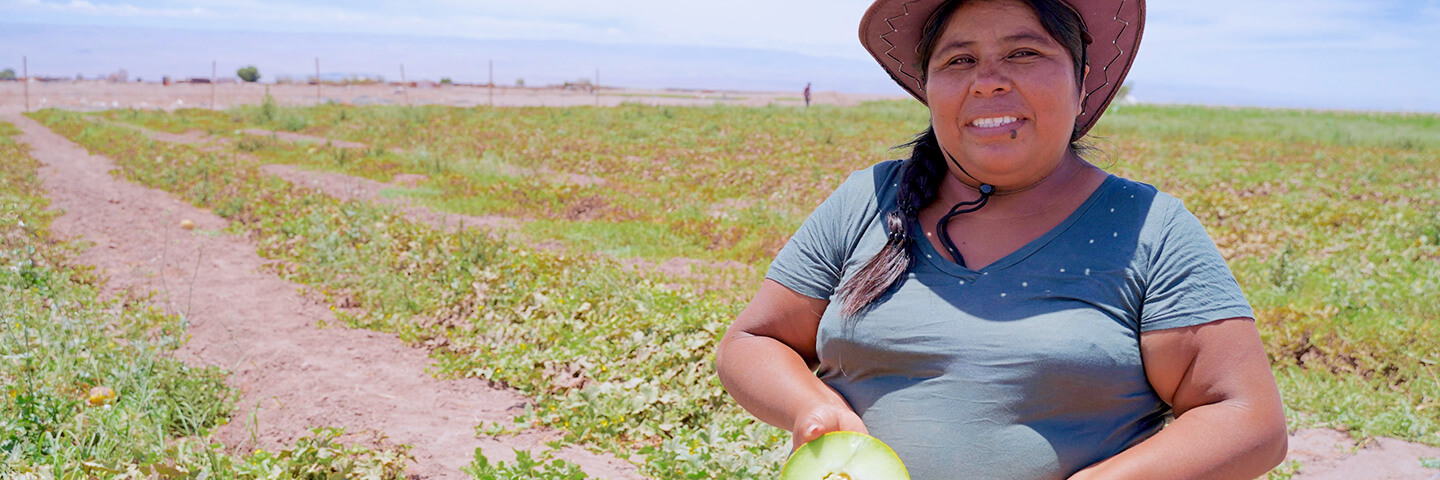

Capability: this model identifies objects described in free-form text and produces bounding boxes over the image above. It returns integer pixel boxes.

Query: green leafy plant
[465,448,590,480]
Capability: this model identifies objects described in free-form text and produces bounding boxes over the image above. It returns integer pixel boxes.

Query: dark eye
[1009,50,1039,59]
[948,56,977,66]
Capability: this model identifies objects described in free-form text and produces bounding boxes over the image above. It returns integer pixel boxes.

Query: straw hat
[859,0,1145,137]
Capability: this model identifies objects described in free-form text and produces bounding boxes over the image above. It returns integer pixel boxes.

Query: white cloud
[11,0,210,17]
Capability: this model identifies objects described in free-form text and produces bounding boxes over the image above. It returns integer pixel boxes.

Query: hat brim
[859,0,1144,138]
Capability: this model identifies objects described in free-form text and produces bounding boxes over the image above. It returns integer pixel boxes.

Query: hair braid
[837,127,946,317]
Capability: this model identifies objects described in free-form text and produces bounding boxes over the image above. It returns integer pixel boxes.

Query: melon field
[3,99,1439,479]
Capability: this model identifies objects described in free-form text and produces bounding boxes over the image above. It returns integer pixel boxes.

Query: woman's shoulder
[1097,174,1222,261]
[817,159,908,211]
[1099,174,1187,220]
[837,159,907,196]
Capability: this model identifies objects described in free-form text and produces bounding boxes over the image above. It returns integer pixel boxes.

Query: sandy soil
[7,112,642,479]
[261,164,525,235]
[110,120,753,292]
[243,128,369,149]
[1286,428,1440,479]
[0,80,896,113]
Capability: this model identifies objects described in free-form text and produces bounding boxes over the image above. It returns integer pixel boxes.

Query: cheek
[1026,83,1083,125]
[924,92,961,127]
[923,72,971,105]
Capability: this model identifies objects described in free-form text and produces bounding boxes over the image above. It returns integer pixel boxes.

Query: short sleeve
[765,166,888,300]
[1139,200,1254,332]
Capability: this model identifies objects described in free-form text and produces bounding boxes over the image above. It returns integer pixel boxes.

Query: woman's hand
[791,402,868,451]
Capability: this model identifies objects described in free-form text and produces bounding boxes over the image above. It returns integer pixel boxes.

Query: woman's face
[924,0,1083,189]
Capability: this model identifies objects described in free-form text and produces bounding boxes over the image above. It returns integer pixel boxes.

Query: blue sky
[3,0,1439,112]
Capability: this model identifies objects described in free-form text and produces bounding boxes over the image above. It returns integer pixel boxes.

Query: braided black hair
[835,128,946,317]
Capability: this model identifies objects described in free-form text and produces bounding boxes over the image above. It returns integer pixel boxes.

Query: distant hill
[4,23,1436,113]
[0,23,903,95]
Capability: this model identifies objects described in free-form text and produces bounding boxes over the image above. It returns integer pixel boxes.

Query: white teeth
[970,116,1019,128]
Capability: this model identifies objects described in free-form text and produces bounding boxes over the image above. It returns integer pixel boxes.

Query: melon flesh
[780,431,910,480]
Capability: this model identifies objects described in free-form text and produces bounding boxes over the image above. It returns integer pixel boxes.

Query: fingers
[791,405,867,451]
[792,418,826,451]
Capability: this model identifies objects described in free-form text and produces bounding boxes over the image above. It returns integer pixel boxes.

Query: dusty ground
[243,128,370,149]
[262,163,753,293]
[6,113,642,479]
[1286,428,1440,479]
[110,119,754,292]
[0,81,896,113]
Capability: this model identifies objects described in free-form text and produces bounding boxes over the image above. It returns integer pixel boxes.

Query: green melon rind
[779,431,911,480]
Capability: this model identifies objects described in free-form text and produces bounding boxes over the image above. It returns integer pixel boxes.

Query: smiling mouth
[969,116,1022,128]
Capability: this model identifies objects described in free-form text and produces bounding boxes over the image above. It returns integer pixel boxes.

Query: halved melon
[779,431,910,480]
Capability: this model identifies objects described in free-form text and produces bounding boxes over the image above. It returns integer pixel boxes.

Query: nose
[970,63,1011,97]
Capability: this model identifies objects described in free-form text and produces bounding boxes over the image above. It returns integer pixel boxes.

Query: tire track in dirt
[6,113,644,479]
[258,165,755,295]
[258,164,752,294]
[112,120,754,293]
[241,128,371,149]
[260,164,527,239]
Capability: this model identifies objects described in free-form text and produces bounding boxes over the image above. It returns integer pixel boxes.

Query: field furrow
[4,113,643,479]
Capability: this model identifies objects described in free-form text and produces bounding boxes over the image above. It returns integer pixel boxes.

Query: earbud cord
[936,147,994,267]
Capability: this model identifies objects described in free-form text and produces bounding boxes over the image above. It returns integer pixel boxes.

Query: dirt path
[258,164,754,294]
[108,120,753,291]
[260,165,525,237]
[1286,428,1440,480]
[242,128,370,149]
[5,113,644,479]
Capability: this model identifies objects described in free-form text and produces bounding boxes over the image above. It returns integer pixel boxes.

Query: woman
[714,0,1288,478]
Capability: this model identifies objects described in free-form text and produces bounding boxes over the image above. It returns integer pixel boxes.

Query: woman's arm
[716,279,867,450]
[1070,317,1288,479]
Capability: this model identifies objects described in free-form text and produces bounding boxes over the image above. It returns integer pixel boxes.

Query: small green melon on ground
[780,431,911,480]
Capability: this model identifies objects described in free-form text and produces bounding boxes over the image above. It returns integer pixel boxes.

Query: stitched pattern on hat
[880,1,926,91]
[1084,0,1130,117]
[877,0,1135,112]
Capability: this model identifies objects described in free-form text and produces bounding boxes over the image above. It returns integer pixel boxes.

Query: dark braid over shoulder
[836,128,946,317]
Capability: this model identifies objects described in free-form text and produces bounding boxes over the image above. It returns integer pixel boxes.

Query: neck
[939,153,1098,218]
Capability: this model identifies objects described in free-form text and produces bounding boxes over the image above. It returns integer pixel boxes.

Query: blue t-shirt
[765,160,1253,480]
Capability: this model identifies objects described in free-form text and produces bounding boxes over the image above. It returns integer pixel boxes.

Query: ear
[1078,65,1091,108]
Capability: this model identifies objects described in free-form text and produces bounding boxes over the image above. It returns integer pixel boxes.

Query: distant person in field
[804,82,812,107]
[716,0,1287,479]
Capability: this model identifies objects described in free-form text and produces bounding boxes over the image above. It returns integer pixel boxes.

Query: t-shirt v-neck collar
[909,174,1118,278]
